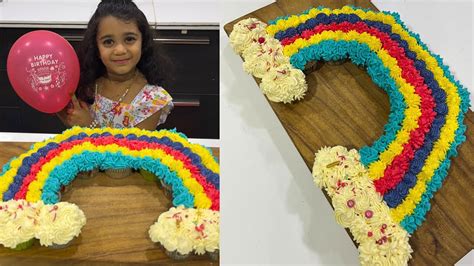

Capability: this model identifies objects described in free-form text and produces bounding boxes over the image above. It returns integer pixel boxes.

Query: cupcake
[149,207,221,260]
[102,155,132,179]
[149,206,195,259]
[164,249,190,260]
[159,179,172,198]
[327,59,347,66]
[76,168,99,179]
[0,200,37,249]
[303,60,321,74]
[105,168,132,179]
[140,169,157,182]
[46,239,74,249]
[12,238,35,250]
[208,250,219,261]
[35,202,86,249]
[193,209,220,258]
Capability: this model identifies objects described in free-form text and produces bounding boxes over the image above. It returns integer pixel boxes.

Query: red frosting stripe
[280,21,436,194]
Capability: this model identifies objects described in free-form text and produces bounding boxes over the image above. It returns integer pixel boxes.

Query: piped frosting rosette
[149,206,219,258]
[229,5,470,265]
[0,199,85,248]
[0,127,220,256]
[230,18,307,103]
[313,146,412,265]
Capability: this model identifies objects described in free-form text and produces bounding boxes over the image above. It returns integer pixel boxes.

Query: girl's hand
[57,95,93,127]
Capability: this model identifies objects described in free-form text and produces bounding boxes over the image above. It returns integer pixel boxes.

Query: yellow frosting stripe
[283,30,421,181]
[24,142,212,209]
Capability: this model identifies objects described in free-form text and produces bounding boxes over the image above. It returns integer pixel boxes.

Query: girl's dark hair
[76,0,171,103]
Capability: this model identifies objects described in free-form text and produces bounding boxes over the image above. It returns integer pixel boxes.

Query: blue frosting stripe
[41,150,195,207]
[2,132,219,201]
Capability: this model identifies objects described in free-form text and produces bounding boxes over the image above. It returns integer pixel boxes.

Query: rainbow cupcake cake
[0,127,220,258]
[230,6,470,265]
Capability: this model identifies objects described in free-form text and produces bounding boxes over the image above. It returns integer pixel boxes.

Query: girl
[58,0,173,131]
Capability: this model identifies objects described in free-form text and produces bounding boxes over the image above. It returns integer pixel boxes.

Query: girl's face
[96,16,142,77]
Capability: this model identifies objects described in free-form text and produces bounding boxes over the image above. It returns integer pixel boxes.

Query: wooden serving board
[224,0,473,265]
[0,142,219,266]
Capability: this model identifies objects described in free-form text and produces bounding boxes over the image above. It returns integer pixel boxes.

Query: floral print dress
[90,84,173,128]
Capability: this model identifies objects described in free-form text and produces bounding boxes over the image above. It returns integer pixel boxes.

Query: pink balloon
[7,30,80,113]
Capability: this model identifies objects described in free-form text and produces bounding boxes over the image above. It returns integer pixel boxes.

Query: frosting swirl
[260,64,307,103]
[149,206,220,256]
[229,18,267,54]
[0,200,85,248]
[242,38,290,78]
[35,202,86,246]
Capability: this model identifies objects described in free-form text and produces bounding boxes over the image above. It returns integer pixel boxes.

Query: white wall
[0,0,472,264]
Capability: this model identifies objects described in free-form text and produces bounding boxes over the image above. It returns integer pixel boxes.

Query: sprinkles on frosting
[229,5,470,266]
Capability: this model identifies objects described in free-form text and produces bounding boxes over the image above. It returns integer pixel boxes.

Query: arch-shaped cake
[230,6,470,265]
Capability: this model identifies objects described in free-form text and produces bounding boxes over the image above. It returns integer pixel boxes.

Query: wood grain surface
[224,0,473,265]
[0,142,219,266]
